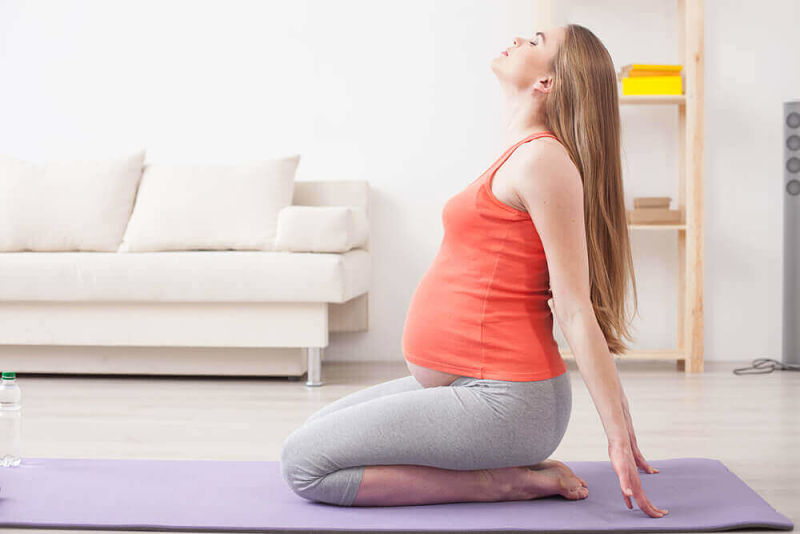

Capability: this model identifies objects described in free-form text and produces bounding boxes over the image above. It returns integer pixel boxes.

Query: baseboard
[0,344,309,378]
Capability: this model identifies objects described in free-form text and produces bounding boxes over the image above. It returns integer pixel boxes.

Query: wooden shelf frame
[574,0,705,372]
[675,0,705,373]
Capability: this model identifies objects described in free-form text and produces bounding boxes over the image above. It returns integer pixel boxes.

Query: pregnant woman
[281,23,668,518]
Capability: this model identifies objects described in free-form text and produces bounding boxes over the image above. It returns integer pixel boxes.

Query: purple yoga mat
[0,456,793,532]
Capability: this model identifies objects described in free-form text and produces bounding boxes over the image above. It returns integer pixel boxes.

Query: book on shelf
[634,197,671,209]
[627,209,683,224]
[628,196,682,224]
[618,63,683,96]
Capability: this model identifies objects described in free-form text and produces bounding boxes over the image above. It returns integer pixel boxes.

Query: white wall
[0,0,797,363]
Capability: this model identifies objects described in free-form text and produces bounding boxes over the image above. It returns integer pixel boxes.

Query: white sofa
[0,151,370,387]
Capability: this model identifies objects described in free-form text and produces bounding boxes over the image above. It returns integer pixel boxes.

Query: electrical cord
[732,357,800,375]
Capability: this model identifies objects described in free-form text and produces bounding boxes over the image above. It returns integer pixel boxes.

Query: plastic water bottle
[0,371,22,467]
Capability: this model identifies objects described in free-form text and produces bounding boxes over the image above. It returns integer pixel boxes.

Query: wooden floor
[0,359,797,534]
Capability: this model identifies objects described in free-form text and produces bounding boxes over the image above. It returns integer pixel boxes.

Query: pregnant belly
[406,359,466,388]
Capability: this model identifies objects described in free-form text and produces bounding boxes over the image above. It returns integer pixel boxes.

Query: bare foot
[527,459,589,500]
[483,459,589,502]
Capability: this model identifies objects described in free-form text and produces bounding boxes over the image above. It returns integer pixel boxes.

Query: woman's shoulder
[508,136,582,195]
[511,135,576,176]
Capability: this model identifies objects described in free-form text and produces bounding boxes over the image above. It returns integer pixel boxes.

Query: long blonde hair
[544,23,638,355]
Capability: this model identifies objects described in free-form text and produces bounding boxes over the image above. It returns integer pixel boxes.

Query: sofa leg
[305,347,324,387]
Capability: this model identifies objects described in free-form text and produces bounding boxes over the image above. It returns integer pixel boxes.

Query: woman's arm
[512,140,667,518]
[511,140,628,445]
[557,309,629,444]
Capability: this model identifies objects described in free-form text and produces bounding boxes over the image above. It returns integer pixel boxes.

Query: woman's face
[491,26,565,93]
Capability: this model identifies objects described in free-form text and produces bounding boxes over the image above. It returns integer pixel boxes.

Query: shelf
[560,348,685,361]
[629,223,687,230]
[612,0,704,373]
[619,94,685,105]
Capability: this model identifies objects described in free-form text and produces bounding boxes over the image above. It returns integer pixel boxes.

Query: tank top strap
[483,131,559,177]
[500,131,558,166]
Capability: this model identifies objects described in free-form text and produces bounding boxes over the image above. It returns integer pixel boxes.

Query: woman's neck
[499,91,549,146]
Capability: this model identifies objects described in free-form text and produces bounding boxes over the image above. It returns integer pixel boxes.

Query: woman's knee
[279,430,314,497]
[280,429,360,506]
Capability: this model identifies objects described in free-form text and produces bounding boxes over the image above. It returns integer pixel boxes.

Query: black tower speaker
[783,99,800,366]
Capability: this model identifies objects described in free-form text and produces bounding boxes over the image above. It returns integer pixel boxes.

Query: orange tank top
[402,130,567,382]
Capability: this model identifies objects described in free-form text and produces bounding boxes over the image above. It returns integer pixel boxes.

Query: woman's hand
[620,391,660,475]
[608,440,669,518]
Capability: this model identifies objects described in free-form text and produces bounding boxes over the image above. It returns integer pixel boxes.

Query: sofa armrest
[274,206,369,253]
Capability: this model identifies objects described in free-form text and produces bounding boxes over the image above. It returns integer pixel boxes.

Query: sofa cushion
[0,250,369,303]
[119,155,300,252]
[0,150,145,252]
[274,206,369,253]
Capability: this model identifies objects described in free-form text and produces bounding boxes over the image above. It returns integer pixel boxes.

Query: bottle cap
[1,372,16,380]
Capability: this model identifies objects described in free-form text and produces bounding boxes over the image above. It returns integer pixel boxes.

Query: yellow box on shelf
[621,75,683,95]
[619,63,683,77]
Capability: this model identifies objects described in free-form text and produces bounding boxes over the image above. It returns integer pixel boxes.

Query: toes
[569,475,587,490]
[566,486,589,500]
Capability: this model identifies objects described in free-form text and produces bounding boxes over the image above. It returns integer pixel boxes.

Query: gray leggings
[279,370,572,506]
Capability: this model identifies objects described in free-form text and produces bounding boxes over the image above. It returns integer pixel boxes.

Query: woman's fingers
[609,442,667,518]
[622,488,633,509]
[625,416,660,473]
[631,443,660,474]
[636,455,655,473]
[632,485,669,518]
[624,468,668,518]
